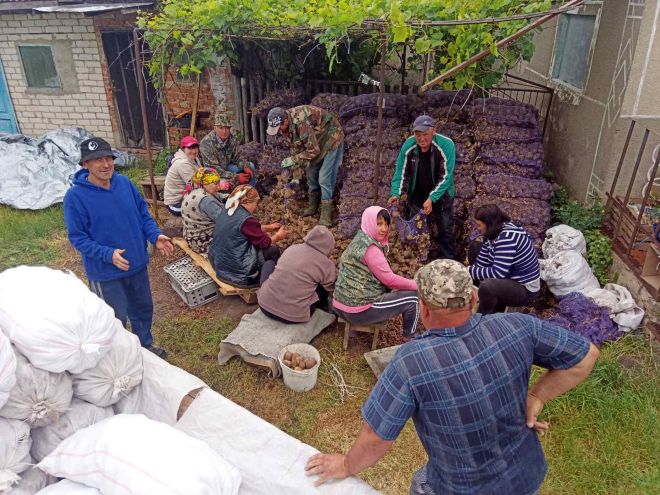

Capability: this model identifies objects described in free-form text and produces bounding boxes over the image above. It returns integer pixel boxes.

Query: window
[551,13,597,90]
[18,45,61,89]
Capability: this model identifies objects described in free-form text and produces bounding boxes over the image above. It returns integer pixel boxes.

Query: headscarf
[226,184,260,216]
[360,206,389,245]
[183,167,220,196]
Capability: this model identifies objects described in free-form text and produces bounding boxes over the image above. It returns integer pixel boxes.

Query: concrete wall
[514,0,648,201]
[0,12,114,142]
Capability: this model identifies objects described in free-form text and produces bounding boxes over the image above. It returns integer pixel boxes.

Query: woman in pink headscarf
[332,206,419,337]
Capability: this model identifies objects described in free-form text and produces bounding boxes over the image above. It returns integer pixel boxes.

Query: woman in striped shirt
[467,204,540,314]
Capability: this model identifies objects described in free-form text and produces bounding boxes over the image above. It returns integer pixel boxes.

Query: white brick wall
[0,12,114,143]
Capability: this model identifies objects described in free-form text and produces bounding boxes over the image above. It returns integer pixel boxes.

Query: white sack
[0,351,72,428]
[38,414,242,495]
[0,419,32,493]
[113,349,205,425]
[540,250,600,297]
[542,224,587,259]
[30,399,114,462]
[0,266,117,373]
[35,480,100,495]
[7,468,53,495]
[586,283,645,331]
[0,330,16,409]
[72,325,143,407]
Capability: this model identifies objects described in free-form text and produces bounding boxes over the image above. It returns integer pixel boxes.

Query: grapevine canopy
[138,0,561,90]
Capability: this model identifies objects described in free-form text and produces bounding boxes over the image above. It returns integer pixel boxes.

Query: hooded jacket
[257,225,337,322]
[164,149,200,205]
[63,169,161,282]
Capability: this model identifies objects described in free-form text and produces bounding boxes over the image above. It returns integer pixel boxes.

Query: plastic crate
[163,256,219,308]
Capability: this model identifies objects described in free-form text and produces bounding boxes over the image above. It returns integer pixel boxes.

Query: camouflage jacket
[199,131,249,181]
[334,230,388,307]
[285,105,344,169]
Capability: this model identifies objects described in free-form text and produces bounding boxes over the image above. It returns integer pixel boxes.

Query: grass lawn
[0,195,658,495]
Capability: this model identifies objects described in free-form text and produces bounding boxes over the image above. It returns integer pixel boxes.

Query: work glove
[243,165,254,178]
[281,157,294,168]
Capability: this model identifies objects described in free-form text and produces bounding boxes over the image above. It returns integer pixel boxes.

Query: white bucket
[277,343,321,392]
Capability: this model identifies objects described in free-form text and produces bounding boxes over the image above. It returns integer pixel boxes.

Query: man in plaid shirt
[306,260,599,495]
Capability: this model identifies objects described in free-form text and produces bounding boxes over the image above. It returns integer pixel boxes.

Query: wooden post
[374,30,387,196]
[133,29,158,222]
[189,72,201,136]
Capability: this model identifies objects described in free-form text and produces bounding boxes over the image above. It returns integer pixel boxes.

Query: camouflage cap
[214,114,231,127]
[414,259,473,309]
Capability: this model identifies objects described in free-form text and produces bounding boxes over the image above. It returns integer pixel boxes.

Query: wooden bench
[171,237,258,304]
[338,317,381,351]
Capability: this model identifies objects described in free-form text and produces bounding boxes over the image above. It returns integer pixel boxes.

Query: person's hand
[112,249,130,271]
[273,226,288,242]
[262,222,281,232]
[155,235,174,257]
[281,157,294,168]
[387,196,399,206]
[305,453,350,487]
[243,165,254,179]
[526,392,549,436]
[422,198,433,215]
[237,173,251,184]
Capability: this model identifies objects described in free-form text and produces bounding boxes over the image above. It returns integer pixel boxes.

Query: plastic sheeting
[128,349,380,494]
[0,128,134,210]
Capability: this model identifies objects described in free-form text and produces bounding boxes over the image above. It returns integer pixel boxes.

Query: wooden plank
[171,237,257,303]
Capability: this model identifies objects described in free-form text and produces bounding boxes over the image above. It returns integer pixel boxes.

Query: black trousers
[410,197,455,260]
[258,245,281,285]
[467,240,538,314]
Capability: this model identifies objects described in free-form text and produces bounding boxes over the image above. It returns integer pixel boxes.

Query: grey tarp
[0,128,134,210]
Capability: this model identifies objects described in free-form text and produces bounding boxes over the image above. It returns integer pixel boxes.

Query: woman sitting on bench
[208,185,288,288]
[332,206,419,337]
[467,204,540,315]
[181,167,232,254]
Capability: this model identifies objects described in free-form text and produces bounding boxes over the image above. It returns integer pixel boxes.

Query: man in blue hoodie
[64,137,173,359]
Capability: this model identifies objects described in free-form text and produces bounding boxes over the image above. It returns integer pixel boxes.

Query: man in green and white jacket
[388,115,456,259]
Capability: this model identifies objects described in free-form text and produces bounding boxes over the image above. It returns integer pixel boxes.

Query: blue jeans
[89,268,154,347]
[307,142,344,201]
[228,163,257,186]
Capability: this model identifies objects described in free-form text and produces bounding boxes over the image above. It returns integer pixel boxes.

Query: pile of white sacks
[0,266,241,495]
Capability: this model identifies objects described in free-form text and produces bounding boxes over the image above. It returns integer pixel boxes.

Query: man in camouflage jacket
[267,105,344,227]
[199,114,255,186]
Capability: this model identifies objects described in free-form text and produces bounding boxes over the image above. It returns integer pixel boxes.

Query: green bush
[585,229,613,285]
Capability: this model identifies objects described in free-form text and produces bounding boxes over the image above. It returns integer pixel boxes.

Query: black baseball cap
[412,115,436,132]
[79,138,116,165]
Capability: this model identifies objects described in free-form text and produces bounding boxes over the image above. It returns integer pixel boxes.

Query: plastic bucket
[277,343,321,392]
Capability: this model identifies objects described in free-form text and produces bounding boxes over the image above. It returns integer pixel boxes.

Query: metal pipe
[132,29,158,222]
[613,128,649,244]
[628,141,660,253]
[418,0,584,95]
[374,30,387,196]
[605,120,635,212]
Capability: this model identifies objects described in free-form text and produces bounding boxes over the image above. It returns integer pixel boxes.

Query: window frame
[18,43,62,90]
[549,4,602,94]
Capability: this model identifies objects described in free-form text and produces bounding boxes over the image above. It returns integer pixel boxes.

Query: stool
[339,317,381,351]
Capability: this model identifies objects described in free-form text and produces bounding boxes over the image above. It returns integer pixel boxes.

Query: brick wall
[0,12,114,143]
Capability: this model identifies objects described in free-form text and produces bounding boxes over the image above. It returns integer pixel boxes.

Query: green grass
[0,205,66,270]
[0,204,658,495]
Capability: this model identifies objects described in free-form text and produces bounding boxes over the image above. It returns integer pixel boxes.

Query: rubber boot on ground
[302,191,321,217]
[319,200,334,227]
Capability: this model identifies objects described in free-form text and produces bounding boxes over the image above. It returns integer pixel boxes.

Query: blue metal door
[0,58,18,134]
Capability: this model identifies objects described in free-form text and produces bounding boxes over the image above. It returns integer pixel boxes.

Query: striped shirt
[362,313,590,495]
[469,222,540,288]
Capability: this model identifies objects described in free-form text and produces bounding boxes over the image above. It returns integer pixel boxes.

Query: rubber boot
[319,200,334,227]
[302,191,321,217]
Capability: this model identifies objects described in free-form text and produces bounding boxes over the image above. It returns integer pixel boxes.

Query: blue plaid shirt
[362,313,590,495]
